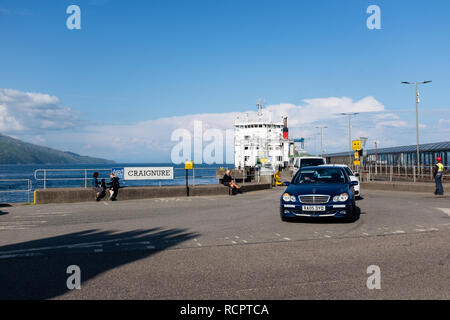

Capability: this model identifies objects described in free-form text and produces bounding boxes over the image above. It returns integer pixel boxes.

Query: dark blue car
[280,166,359,222]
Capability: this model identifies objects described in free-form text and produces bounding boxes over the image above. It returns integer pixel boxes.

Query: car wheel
[347,203,358,222]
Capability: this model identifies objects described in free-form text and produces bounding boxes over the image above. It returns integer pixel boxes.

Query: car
[280,165,359,222]
[320,164,361,199]
[293,157,326,175]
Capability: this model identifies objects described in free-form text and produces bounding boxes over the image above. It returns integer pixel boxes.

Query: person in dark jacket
[222,170,241,195]
[93,172,107,201]
[107,172,120,201]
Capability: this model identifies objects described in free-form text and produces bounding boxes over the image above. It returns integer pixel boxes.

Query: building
[325,141,450,166]
[234,103,295,170]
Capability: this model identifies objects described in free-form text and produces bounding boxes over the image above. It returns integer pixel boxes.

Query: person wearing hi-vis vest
[433,157,444,195]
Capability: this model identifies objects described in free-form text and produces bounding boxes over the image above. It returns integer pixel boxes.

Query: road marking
[0,252,43,259]
[235,236,240,239]
[197,243,202,247]
[275,233,281,237]
[0,236,152,256]
[231,241,237,244]
[414,229,428,232]
[283,237,291,241]
[242,240,248,243]
[362,233,370,236]
[392,230,405,234]
[436,208,450,217]
[324,235,331,238]
[103,202,109,206]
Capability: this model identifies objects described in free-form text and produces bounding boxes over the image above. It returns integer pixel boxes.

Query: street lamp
[341,113,359,166]
[401,80,432,174]
[315,126,328,158]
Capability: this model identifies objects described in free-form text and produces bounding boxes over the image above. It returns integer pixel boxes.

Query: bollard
[413,166,416,183]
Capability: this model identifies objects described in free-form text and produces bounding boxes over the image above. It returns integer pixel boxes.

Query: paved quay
[0,188,449,299]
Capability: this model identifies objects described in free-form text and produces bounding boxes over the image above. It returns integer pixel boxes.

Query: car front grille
[299,195,330,204]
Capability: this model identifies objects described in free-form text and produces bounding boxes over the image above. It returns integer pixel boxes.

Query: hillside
[0,134,115,164]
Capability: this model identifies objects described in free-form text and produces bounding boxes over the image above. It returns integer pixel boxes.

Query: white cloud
[0,88,79,132]
[21,96,387,162]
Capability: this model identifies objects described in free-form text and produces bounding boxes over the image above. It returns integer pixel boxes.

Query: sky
[0,0,449,163]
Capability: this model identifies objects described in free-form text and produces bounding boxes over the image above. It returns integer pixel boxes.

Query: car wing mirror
[350,181,358,186]
[283,181,290,186]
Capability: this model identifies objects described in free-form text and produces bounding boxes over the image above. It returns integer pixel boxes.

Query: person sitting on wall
[107,172,120,201]
[92,172,106,201]
[222,170,242,195]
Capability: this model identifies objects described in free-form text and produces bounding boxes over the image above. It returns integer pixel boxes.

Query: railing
[33,167,251,189]
[0,179,33,203]
[359,164,449,183]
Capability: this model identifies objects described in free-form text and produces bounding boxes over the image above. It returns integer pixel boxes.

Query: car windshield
[292,168,346,184]
[300,159,325,167]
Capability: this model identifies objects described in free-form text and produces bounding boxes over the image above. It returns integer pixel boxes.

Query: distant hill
[0,134,115,165]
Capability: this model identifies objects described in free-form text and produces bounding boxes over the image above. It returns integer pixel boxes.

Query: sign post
[352,140,361,171]
[185,161,193,197]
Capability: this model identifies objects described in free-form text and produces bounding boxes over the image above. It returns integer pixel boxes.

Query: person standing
[433,157,444,195]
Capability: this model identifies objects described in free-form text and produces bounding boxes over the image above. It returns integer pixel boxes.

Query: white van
[293,157,326,175]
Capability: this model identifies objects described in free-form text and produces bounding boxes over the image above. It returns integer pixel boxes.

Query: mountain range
[0,134,114,164]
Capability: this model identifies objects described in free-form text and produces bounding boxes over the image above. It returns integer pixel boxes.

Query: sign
[354,160,361,166]
[184,161,193,170]
[123,167,173,180]
[354,151,359,160]
[352,140,361,151]
[111,168,124,179]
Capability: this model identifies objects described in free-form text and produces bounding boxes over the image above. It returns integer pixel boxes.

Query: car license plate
[302,205,326,212]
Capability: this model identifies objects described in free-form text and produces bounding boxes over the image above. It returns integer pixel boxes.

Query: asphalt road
[0,188,449,300]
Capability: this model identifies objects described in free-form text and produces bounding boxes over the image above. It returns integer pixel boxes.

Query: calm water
[0,163,225,203]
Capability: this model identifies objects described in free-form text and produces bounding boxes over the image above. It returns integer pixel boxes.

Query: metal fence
[0,179,33,203]
[359,164,449,183]
[33,167,245,189]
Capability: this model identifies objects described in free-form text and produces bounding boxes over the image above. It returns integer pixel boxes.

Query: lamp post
[401,81,432,174]
[316,126,328,158]
[341,113,359,166]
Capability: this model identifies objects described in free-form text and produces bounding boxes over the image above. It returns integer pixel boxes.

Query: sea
[0,163,225,203]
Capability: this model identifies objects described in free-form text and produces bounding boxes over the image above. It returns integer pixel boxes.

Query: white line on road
[283,237,291,241]
[436,208,450,217]
[392,230,405,234]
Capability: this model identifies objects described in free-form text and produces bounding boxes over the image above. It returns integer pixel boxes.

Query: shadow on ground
[0,228,198,300]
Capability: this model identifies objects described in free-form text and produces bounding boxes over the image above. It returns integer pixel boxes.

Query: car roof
[319,164,348,168]
[300,165,345,170]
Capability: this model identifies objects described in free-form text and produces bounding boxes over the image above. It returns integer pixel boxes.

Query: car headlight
[333,193,349,202]
[283,193,291,202]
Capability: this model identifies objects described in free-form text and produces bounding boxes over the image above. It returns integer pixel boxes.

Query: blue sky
[0,0,449,162]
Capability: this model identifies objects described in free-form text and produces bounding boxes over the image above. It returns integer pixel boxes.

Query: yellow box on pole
[354,151,359,160]
[352,140,361,151]
[354,160,361,166]
[184,161,193,170]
